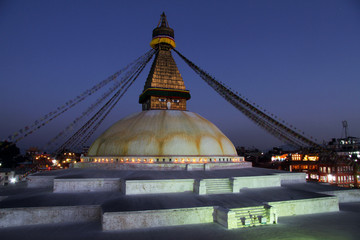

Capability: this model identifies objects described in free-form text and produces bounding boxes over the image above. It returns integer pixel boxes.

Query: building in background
[268,150,358,188]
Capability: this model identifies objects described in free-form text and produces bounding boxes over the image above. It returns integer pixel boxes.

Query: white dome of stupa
[88,110,237,157]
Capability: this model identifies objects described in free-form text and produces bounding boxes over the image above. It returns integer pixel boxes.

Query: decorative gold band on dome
[81,155,243,164]
[150,36,176,49]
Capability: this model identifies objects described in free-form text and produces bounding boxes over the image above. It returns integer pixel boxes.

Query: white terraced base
[1,168,355,231]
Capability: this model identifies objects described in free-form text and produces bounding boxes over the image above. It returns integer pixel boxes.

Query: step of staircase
[204,178,232,194]
[231,206,268,228]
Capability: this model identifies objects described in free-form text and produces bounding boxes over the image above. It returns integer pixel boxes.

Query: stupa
[1,14,360,239]
[80,12,246,170]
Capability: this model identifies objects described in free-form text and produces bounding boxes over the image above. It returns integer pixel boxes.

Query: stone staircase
[204,178,232,194]
[231,206,268,228]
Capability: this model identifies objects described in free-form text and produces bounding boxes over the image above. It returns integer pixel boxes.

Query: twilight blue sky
[1,0,360,152]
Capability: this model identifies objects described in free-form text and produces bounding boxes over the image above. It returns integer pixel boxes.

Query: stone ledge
[233,175,281,192]
[268,196,339,217]
[124,179,195,195]
[0,205,101,228]
[102,206,214,231]
[277,172,306,184]
[53,178,121,193]
[320,189,360,203]
[27,175,56,188]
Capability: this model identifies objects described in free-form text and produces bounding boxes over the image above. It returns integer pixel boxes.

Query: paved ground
[0,202,359,240]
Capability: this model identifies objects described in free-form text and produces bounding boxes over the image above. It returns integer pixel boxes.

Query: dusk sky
[1,0,360,152]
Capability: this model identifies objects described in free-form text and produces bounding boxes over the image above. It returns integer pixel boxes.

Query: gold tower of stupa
[139,13,190,111]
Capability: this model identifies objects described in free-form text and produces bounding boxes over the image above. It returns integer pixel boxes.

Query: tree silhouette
[0,141,21,168]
